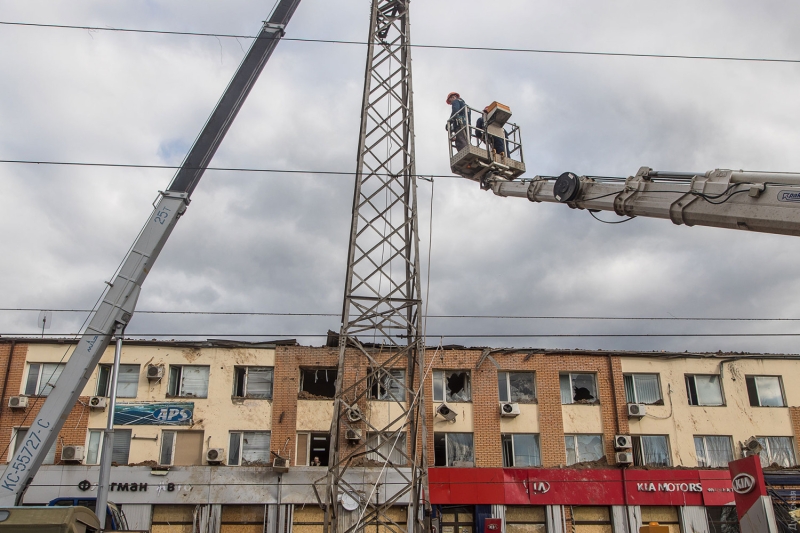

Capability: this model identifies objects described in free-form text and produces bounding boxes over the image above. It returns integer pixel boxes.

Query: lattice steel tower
[325,1,428,533]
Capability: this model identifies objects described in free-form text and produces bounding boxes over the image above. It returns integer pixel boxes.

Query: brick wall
[0,341,90,464]
[789,407,800,460]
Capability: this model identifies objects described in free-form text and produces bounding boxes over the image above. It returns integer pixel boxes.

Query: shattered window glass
[369,368,406,401]
[560,373,597,404]
[299,368,337,399]
[433,370,471,402]
[565,434,604,465]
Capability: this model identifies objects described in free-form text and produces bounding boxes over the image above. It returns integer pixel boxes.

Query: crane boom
[0,0,301,506]
[487,167,800,237]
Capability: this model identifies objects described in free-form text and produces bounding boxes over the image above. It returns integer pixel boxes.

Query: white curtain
[182,366,210,397]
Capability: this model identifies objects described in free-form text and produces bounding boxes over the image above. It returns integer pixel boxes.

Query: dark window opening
[433,371,471,402]
[299,368,337,399]
[310,433,330,466]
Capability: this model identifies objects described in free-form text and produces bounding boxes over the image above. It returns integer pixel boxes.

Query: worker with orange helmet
[446,91,470,152]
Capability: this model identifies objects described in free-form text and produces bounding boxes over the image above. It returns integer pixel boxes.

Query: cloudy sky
[2,0,800,353]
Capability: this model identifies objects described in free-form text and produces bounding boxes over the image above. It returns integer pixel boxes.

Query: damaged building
[1,338,799,532]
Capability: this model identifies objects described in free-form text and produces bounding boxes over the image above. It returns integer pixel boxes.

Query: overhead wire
[1,21,799,65]
[6,332,800,339]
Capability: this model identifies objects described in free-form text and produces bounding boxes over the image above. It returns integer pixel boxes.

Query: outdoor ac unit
[627,404,647,417]
[615,451,633,464]
[436,403,457,422]
[146,364,164,380]
[499,402,520,417]
[346,429,362,442]
[273,457,289,473]
[346,406,363,422]
[8,396,28,409]
[88,396,107,410]
[615,435,633,450]
[743,436,764,455]
[206,448,225,464]
[61,445,85,462]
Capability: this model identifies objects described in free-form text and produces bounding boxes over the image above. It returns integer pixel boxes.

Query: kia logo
[732,473,756,494]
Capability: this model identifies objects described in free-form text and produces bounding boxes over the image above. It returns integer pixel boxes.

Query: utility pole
[325,1,428,533]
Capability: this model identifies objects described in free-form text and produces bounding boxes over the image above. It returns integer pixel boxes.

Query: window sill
[689,404,726,407]
[562,401,600,406]
[231,396,272,401]
[750,405,787,408]
[165,395,208,399]
[297,395,335,401]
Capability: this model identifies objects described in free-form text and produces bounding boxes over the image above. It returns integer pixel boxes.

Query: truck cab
[48,498,128,531]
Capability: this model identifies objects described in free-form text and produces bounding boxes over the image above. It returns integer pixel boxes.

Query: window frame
[167,365,210,398]
[498,371,536,403]
[685,374,725,406]
[631,435,671,467]
[560,373,598,405]
[298,367,338,399]
[232,366,274,399]
[24,363,65,397]
[368,368,406,402]
[295,431,330,466]
[746,375,786,407]
[160,430,177,466]
[96,364,140,399]
[564,434,604,465]
[694,435,734,468]
[756,436,796,467]
[432,370,472,403]
[501,433,541,467]
[228,431,272,466]
[11,427,57,465]
[623,373,663,404]
[365,431,408,465]
[433,432,475,467]
[85,428,132,466]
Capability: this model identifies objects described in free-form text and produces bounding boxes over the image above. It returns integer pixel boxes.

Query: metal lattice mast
[325,1,427,533]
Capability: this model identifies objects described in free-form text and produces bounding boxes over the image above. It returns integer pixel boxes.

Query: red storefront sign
[428,468,735,506]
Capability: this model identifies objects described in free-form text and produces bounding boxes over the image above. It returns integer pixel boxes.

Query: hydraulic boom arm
[488,166,800,237]
[0,0,301,506]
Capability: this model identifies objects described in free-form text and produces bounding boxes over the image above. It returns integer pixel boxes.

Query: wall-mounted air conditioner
[8,396,28,409]
[206,448,225,464]
[615,451,633,464]
[346,429,362,442]
[627,404,647,418]
[61,445,85,462]
[436,403,457,422]
[499,402,520,417]
[147,365,164,381]
[614,435,632,450]
[88,396,107,410]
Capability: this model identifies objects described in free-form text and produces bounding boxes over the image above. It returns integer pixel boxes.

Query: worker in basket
[475,106,508,161]
[446,91,470,152]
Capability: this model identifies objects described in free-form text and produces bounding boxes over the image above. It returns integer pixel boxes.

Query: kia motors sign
[732,473,756,495]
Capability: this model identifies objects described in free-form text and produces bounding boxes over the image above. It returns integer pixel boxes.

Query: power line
[1,21,799,65]
[0,159,457,179]
[2,307,800,322]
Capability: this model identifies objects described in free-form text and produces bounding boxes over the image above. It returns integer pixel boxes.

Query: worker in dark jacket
[475,111,507,158]
[446,91,470,152]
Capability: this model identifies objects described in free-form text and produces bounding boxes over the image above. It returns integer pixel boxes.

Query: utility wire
[1,21,799,64]
[2,308,800,321]
[7,332,800,338]
[0,159,457,179]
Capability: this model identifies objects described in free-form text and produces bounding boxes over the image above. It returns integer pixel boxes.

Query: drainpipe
[0,340,17,428]
[607,354,621,435]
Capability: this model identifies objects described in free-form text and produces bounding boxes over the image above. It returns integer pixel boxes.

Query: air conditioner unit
[346,429,362,442]
[146,365,164,381]
[743,436,764,455]
[88,396,107,410]
[615,435,633,450]
[499,402,520,417]
[615,451,633,464]
[8,396,28,409]
[273,457,289,473]
[206,448,225,464]
[346,406,363,422]
[61,445,85,462]
[436,403,457,422]
[627,404,647,417]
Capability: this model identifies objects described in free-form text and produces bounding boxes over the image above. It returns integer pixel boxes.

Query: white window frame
[685,374,725,406]
[746,375,786,407]
[366,431,407,465]
[564,434,604,465]
[10,427,57,465]
[432,370,471,402]
[24,363,65,397]
[167,365,210,398]
[756,436,796,467]
[560,373,598,405]
[694,435,733,467]
[623,373,663,404]
[433,432,474,467]
[631,435,671,466]
[85,429,104,465]
[228,431,272,466]
[232,366,274,399]
[368,368,406,401]
[498,372,536,403]
[501,433,541,467]
[159,430,177,466]
[97,364,140,398]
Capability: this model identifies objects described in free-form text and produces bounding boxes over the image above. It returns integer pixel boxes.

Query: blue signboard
[113,402,194,426]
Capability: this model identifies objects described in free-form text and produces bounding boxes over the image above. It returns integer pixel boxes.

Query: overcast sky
[3,0,800,353]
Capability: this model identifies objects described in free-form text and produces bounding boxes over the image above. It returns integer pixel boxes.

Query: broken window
[685,374,724,406]
[559,373,597,404]
[564,434,604,465]
[366,432,407,465]
[498,372,536,403]
[229,431,271,466]
[368,368,406,401]
[433,432,474,467]
[433,370,471,402]
[299,368,337,399]
[167,365,210,398]
[233,366,274,399]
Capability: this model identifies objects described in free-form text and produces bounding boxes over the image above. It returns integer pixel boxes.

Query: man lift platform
[447,99,526,186]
